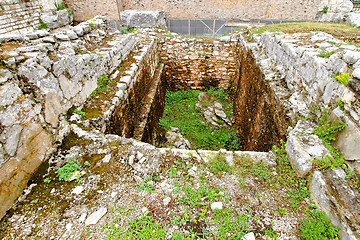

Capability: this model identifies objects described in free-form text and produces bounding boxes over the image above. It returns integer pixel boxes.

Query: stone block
[44,92,64,127]
[40,9,72,29]
[120,10,167,28]
[286,120,329,177]
[0,125,23,157]
[0,82,22,107]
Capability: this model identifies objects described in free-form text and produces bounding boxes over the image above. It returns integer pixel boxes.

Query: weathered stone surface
[311,170,360,239]
[120,10,167,28]
[40,9,73,29]
[0,68,13,84]
[0,34,23,43]
[353,68,360,80]
[332,108,360,161]
[85,207,107,225]
[0,82,22,107]
[342,50,360,65]
[0,125,23,157]
[286,120,329,177]
[346,12,360,27]
[164,127,191,149]
[44,92,64,127]
[16,123,54,174]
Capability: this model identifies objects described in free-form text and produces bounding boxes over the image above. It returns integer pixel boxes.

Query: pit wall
[233,46,288,152]
[0,0,58,34]
[160,36,239,90]
[243,30,360,239]
[0,17,137,219]
[106,39,166,142]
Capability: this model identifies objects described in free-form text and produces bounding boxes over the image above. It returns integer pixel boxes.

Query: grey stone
[0,34,23,43]
[66,30,78,40]
[120,10,167,28]
[346,12,360,27]
[332,108,360,161]
[0,125,23,156]
[327,53,348,74]
[311,170,360,239]
[42,36,56,43]
[0,82,22,107]
[85,208,107,225]
[58,74,81,100]
[241,233,256,240]
[44,92,64,127]
[342,50,360,65]
[0,69,13,84]
[40,9,72,29]
[353,68,360,80]
[55,33,70,41]
[335,1,353,13]
[286,120,329,177]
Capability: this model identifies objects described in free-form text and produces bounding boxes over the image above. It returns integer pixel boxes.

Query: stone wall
[233,45,288,152]
[64,0,121,22]
[243,29,360,239]
[0,16,136,219]
[0,0,59,34]
[122,0,332,20]
[160,36,238,90]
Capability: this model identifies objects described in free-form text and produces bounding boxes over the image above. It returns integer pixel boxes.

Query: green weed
[90,74,111,97]
[317,50,335,58]
[299,207,339,239]
[212,209,254,239]
[209,152,231,174]
[320,6,329,13]
[56,158,82,181]
[73,108,86,117]
[121,27,135,34]
[177,184,222,207]
[37,18,48,30]
[313,108,346,170]
[107,214,167,239]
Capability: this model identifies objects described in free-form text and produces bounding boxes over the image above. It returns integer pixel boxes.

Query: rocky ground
[0,130,308,239]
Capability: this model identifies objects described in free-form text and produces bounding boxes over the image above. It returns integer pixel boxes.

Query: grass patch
[259,22,360,42]
[209,152,232,174]
[107,214,167,239]
[176,184,223,207]
[212,209,254,239]
[317,50,335,58]
[90,74,111,97]
[313,108,346,170]
[299,207,339,240]
[159,88,238,151]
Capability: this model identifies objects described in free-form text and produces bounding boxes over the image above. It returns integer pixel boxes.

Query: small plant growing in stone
[43,178,51,183]
[37,18,48,30]
[320,5,329,13]
[56,158,82,181]
[334,72,349,86]
[317,50,335,58]
[73,108,85,117]
[121,27,135,34]
[54,1,72,17]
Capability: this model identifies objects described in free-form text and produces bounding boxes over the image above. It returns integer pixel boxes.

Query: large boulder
[40,9,73,29]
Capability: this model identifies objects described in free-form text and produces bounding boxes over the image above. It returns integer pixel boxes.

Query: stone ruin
[0,6,360,239]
